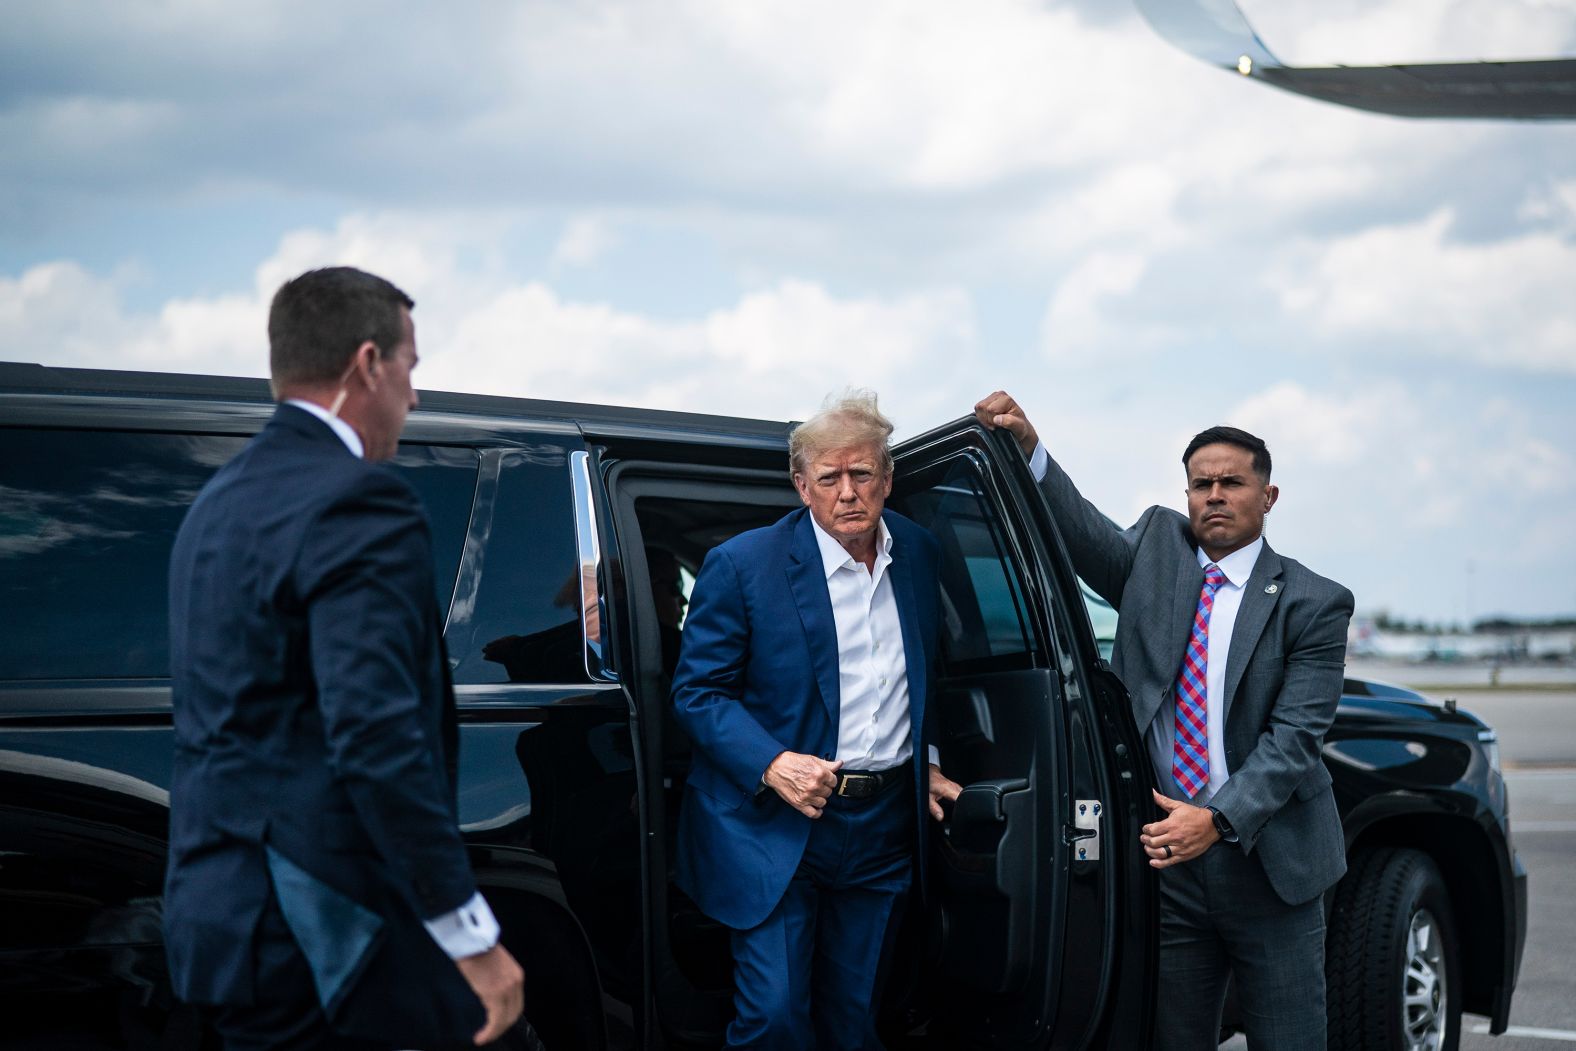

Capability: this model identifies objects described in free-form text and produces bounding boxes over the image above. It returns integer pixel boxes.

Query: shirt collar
[1197,535,1263,588]
[810,513,893,579]
[285,398,364,459]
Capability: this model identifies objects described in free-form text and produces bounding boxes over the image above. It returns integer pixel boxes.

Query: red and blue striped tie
[1173,564,1227,798]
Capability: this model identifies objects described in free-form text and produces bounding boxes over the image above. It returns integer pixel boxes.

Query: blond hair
[789,389,895,479]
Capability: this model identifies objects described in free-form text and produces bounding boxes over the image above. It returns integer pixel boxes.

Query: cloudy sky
[4,0,1574,622]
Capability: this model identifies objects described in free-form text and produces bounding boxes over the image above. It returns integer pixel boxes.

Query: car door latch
[1065,799,1102,861]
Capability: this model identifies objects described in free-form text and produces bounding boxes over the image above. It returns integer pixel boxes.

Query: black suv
[0,363,1525,1050]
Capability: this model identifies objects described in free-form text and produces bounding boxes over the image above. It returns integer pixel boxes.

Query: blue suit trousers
[726,777,914,1051]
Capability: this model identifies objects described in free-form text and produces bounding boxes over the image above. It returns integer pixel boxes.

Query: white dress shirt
[286,397,499,959]
[285,398,364,458]
[809,517,940,770]
[1028,442,1260,801]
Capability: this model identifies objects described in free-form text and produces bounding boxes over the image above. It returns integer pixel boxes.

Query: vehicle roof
[0,361,797,447]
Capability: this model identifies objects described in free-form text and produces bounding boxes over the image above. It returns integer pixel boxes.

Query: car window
[0,429,248,680]
[1081,582,1117,661]
[894,458,1036,670]
[394,445,479,615]
[445,443,586,685]
[0,428,476,681]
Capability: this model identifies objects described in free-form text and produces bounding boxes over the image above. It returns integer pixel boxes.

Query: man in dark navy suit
[671,391,962,1050]
[165,267,523,1050]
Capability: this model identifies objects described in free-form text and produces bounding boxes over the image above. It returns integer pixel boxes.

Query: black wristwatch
[1207,805,1239,844]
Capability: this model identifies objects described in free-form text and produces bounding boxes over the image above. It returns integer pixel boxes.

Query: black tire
[1326,847,1461,1051]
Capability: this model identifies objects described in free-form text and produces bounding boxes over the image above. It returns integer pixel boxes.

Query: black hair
[1182,425,1272,481]
[268,267,414,387]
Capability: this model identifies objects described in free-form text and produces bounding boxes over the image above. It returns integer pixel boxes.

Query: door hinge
[1066,799,1102,861]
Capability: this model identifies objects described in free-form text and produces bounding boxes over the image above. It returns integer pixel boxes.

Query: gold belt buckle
[838,773,875,797]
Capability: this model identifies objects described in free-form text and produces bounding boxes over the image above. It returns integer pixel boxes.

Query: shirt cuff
[1028,442,1049,482]
[422,891,501,960]
[927,745,941,768]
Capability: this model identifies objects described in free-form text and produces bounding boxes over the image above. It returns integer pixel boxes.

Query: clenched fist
[973,391,1039,459]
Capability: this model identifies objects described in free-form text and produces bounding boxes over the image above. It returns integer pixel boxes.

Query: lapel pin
[1264,583,1279,594]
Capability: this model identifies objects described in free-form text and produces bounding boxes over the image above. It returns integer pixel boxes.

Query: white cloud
[0,260,265,374]
[1220,379,1574,616]
[1040,251,1161,359]
[728,0,1143,189]
[0,0,1482,218]
[1,96,180,159]
[0,262,125,359]
[7,217,983,428]
[706,280,972,374]
[1272,209,1576,373]
[1226,380,1385,467]
[1518,178,1576,232]
[431,277,980,425]
[550,216,618,270]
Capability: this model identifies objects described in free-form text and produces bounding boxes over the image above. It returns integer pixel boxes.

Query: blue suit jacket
[164,404,483,1042]
[671,507,942,930]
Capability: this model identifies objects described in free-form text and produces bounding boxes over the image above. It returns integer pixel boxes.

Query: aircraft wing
[1135,0,1576,119]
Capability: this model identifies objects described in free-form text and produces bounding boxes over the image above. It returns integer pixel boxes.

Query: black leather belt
[835,766,907,800]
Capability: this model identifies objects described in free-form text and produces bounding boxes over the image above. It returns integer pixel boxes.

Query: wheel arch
[1342,810,1507,1021]
[474,857,611,1051]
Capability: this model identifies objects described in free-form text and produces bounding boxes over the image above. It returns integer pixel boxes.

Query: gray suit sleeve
[1034,449,1140,610]
[1208,584,1355,850]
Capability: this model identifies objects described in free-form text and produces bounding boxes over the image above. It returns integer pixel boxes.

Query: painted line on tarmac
[1513,821,1576,833]
[1471,1024,1576,1041]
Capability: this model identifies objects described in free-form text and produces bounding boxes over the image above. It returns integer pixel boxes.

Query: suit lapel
[1137,555,1206,732]
[887,528,928,748]
[1223,544,1284,720]
[786,514,842,729]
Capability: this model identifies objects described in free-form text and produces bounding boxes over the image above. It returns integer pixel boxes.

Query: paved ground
[1347,659,1576,691]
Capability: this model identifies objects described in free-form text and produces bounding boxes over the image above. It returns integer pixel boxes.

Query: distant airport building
[1348,618,1576,662]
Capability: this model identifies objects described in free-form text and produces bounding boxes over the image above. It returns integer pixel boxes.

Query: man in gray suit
[975,392,1354,1051]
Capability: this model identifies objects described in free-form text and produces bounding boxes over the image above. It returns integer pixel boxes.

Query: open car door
[888,419,1156,1049]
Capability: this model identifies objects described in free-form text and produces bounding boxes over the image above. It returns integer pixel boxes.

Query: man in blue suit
[165,267,523,1049]
[672,391,962,1050]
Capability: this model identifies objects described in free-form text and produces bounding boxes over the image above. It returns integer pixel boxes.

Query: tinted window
[1080,581,1117,661]
[0,428,477,681]
[446,443,585,685]
[390,445,479,615]
[895,457,1036,668]
[0,429,246,680]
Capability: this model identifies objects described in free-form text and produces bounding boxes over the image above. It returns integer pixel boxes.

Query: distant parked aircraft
[1135,0,1576,119]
